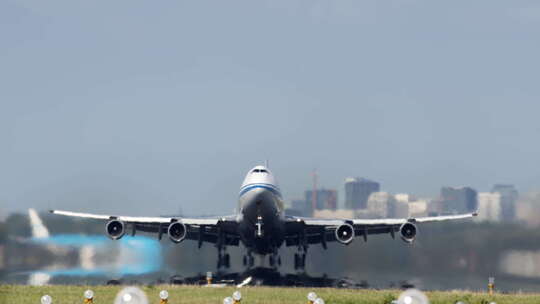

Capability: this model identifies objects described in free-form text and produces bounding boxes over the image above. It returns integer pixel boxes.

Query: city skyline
[2,1,540,217]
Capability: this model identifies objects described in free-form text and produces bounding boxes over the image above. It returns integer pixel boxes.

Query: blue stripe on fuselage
[239,184,282,198]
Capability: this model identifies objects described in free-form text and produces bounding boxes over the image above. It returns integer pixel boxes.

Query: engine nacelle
[106,220,125,240]
[335,223,355,244]
[168,222,187,243]
[399,222,417,243]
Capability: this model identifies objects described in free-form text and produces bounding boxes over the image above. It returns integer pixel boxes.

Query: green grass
[1,285,539,304]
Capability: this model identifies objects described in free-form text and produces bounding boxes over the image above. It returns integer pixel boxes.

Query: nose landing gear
[293,253,306,270]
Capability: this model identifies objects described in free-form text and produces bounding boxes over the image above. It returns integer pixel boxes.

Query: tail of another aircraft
[28,208,50,239]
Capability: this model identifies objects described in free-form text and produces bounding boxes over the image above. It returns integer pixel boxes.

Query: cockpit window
[252,169,268,173]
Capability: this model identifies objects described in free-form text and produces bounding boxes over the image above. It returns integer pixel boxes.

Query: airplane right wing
[284,212,477,248]
[49,210,240,248]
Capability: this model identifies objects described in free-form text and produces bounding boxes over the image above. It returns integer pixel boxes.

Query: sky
[1,0,540,217]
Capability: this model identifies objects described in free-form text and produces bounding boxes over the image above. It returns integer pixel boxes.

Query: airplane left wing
[284,212,477,248]
[49,210,240,247]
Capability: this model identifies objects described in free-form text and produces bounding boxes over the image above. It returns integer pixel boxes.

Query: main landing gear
[269,253,281,268]
[217,248,230,269]
[293,252,306,270]
[243,253,255,268]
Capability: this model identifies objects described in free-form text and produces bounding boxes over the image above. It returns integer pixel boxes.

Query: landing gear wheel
[269,255,275,267]
[294,253,306,270]
[243,255,247,266]
[248,255,255,267]
[278,256,282,266]
[223,253,230,268]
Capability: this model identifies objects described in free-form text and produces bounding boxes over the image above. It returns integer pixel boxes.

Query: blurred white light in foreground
[41,295,52,304]
[314,298,325,304]
[307,292,317,302]
[114,287,149,304]
[398,289,429,304]
[232,291,242,301]
[159,290,169,300]
[84,290,94,299]
[223,296,234,304]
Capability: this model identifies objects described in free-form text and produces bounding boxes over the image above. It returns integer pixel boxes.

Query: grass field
[1,285,539,304]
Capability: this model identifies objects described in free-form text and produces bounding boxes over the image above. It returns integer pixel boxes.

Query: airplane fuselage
[237,166,286,255]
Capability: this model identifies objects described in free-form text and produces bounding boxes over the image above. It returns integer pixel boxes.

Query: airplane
[51,165,477,270]
[17,209,162,285]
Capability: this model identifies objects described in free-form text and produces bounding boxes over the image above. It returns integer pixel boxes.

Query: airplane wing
[49,210,240,247]
[284,212,477,248]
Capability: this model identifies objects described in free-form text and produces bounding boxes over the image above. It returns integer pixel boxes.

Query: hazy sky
[1,0,540,216]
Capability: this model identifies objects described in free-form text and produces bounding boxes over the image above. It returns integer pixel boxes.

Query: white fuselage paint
[237,165,286,254]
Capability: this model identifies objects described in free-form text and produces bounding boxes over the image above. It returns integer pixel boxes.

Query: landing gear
[294,253,306,270]
[269,252,281,268]
[217,252,230,269]
[242,253,254,268]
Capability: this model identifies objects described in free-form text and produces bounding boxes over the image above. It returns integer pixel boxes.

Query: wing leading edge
[49,210,240,247]
[284,212,477,247]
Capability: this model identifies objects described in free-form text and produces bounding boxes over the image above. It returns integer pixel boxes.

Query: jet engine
[106,220,125,240]
[335,223,355,244]
[399,222,417,243]
[168,222,187,243]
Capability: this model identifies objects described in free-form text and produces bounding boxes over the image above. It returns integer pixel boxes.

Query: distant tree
[5,213,31,238]
[0,221,7,243]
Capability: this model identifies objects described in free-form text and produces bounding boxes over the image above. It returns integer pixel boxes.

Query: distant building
[304,189,338,215]
[313,209,355,219]
[395,193,428,217]
[408,200,428,217]
[284,208,303,217]
[492,184,518,221]
[367,192,398,218]
[440,186,478,214]
[344,177,380,210]
[476,192,501,222]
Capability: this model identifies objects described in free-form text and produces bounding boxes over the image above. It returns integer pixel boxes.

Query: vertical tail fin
[28,208,50,239]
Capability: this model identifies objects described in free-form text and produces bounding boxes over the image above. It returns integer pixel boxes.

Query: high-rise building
[344,177,380,210]
[492,184,518,221]
[440,186,478,214]
[304,189,338,215]
[476,192,501,222]
[366,192,405,218]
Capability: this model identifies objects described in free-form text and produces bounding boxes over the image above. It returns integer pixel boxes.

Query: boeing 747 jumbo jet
[51,165,477,270]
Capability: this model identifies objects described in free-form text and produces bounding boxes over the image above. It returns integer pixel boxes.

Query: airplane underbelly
[238,188,285,254]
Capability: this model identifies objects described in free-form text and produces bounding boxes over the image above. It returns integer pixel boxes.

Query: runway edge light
[159,290,169,304]
[41,295,52,304]
[84,290,94,303]
[114,286,149,304]
[207,271,213,285]
[397,289,429,304]
[307,292,317,304]
[488,277,495,295]
[232,291,242,304]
